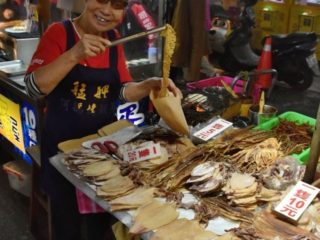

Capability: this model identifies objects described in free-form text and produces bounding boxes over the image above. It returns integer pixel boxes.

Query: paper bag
[97,119,133,136]
[58,133,99,153]
[150,90,189,135]
[149,24,189,135]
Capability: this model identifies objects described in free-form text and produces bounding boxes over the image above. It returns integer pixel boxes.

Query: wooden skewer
[259,91,265,114]
[109,26,166,47]
[221,80,238,98]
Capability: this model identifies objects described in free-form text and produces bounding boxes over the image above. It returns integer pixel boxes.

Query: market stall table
[50,153,196,239]
[48,115,320,239]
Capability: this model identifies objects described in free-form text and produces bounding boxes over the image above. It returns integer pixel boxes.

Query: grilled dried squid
[187,162,231,194]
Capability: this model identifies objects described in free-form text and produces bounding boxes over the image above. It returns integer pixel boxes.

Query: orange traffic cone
[255,37,272,89]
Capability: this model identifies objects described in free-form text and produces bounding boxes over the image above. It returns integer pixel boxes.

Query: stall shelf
[49,153,176,240]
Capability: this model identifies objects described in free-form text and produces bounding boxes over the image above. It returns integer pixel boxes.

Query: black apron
[41,20,122,200]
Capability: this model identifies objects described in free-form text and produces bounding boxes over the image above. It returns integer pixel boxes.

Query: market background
[1,0,320,239]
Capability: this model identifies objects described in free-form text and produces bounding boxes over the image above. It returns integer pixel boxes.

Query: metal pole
[303,104,320,183]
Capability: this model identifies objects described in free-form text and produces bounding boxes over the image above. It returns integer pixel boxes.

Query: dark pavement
[268,83,320,119]
[0,155,35,240]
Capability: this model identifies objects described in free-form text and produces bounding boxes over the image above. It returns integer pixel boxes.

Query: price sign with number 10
[274,181,319,222]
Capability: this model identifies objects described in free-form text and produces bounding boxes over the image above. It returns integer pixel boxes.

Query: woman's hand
[123,77,183,102]
[69,34,111,62]
[145,77,183,98]
[167,78,183,98]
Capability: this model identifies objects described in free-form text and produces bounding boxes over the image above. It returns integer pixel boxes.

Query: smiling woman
[23,0,181,239]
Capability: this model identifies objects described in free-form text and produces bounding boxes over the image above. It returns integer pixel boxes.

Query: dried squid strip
[227,138,282,174]
[144,147,202,188]
[158,24,176,98]
[273,120,312,155]
[252,212,318,239]
[200,197,254,224]
[129,200,178,235]
[204,127,274,155]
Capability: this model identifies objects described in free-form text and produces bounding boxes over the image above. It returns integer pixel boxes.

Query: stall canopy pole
[303,104,320,184]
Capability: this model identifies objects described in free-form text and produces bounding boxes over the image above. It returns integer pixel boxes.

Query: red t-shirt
[27,22,132,84]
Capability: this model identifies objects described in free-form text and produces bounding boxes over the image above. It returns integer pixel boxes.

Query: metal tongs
[109,26,167,47]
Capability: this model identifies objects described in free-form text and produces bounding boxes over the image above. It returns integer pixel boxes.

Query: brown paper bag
[58,133,99,153]
[150,90,189,135]
[97,119,133,136]
[149,24,189,135]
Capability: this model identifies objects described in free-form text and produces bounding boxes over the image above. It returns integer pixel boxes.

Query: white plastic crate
[3,160,32,197]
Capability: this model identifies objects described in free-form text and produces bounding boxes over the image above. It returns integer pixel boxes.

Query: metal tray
[7,75,26,89]
[0,60,27,76]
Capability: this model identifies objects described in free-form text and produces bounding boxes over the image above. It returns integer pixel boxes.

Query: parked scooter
[209,1,319,90]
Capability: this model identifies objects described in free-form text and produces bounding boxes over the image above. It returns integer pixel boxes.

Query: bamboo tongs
[108,26,167,47]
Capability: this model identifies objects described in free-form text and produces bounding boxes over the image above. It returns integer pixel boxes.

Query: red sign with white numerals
[274,181,319,222]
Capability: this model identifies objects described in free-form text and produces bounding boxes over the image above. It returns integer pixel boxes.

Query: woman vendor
[24,0,181,239]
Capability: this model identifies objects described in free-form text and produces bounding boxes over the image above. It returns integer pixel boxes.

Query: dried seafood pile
[228,137,283,173]
[129,200,178,235]
[187,162,231,194]
[140,147,213,191]
[204,127,274,156]
[58,120,316,240]
[260,156,306,190]
[229,211,319,240]
[63,148,139,201]
[183,156,307,228]
[298,200,320,237]
[203,118,313,174]
[96,175,136,201]
[108,187,156,211]
[150,218,217,240]
[204,128,283,174]
[63,149,121,186]
[224,173,269,211]
[196,197,255,224]
[187,165,282,212]
[273,120,313,156]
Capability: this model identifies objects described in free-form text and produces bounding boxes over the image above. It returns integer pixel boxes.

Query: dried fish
[129,200,178,235]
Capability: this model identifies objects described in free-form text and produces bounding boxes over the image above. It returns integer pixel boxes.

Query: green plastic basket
[254,111,316,164]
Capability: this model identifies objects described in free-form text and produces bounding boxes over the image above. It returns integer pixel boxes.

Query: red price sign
[274,181,319,221]
[123,143,161,163]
